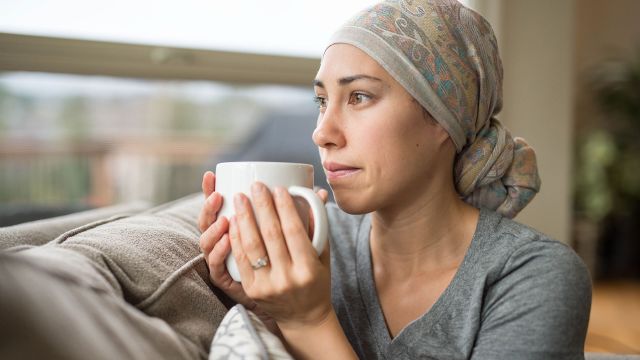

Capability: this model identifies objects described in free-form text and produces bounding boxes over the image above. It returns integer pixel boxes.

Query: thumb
[202,171,215,197]
[314,187,329,204]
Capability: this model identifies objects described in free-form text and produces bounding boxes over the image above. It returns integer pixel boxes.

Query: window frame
[0,32,320,86]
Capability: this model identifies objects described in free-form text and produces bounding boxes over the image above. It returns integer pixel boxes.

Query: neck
[370,188,479,277]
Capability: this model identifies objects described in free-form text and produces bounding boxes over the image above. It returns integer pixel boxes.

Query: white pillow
[210,304,293,360]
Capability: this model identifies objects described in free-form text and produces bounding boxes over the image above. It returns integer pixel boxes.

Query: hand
[228,181,333,331]
[198,171,278,332]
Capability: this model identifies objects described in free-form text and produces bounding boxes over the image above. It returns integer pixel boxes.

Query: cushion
[0,201,150,251]
[0,251,201,359]
[210,304,293,360]
[4,193,229,357]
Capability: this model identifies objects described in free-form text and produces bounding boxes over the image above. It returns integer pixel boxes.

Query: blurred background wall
[470,0,640,282]
[497,0,577,246]
[572,0,640,280]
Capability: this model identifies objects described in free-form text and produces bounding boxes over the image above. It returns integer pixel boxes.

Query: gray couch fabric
[0,201,151,250]
[0,194,228,359]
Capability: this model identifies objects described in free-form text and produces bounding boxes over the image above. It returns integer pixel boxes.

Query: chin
[332,189,375,215]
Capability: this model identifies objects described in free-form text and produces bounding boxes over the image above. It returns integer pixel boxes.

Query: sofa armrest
[0,201,151,251]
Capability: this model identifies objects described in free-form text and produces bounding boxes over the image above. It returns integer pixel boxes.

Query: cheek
[374,122,432,181]
[374,120,425,160]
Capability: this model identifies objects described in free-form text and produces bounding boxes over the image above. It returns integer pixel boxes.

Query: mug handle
[288,186,328,257]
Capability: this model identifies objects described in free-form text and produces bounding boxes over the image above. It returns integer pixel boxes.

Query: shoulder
[474,209,587,274]
[474,208,593,321]
[478,211,592,342]
[484,211,590,287]
[471,210,592,357]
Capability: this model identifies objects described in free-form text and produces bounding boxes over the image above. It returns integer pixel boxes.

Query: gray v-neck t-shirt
[327,204,591,360]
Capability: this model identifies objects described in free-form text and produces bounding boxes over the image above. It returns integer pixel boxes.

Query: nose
[312,107,345,149]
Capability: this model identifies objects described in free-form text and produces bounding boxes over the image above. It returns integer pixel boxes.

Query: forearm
[278,309,358,360]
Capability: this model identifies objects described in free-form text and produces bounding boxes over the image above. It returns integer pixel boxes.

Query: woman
[199,0,591,359]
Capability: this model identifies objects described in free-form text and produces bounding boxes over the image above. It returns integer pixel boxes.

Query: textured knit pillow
[210,304,293,360]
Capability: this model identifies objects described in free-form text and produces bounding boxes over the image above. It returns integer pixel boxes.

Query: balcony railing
[0,137,223,225]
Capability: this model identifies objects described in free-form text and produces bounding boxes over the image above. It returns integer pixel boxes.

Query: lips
[323,162,361,181]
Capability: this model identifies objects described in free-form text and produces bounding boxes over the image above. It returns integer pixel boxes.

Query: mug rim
[216,161,313,168]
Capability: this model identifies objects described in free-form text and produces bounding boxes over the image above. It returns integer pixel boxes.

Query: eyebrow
[313,74,383,88]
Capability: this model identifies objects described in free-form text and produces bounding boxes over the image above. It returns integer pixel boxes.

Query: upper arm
[471,241,592,360]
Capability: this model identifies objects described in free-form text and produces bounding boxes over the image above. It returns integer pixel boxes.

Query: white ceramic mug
[215,161,328,282]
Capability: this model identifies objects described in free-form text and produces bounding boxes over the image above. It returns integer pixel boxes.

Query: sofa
[0,192,304,360]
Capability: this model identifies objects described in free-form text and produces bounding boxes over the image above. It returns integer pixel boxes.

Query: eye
[348,92,372,105]
[313,95,327,110]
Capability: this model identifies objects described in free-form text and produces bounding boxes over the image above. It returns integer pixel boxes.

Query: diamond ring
[251,256,269,270]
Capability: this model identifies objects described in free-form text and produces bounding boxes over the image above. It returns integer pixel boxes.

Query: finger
[199,216,229,255]
[198,192,223,232]
[207,234,255,306]
[316,188,329,204]
[207,233,233,283]
[228,215,256,285]
[273,187,316,262]
[233,193,271,271]
[251,182,291,267]
[202,171,215,197]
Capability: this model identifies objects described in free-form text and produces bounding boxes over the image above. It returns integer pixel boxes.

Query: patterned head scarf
[325,0,541,218]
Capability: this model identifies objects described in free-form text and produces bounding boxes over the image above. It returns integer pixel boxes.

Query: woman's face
[313,44,452,214]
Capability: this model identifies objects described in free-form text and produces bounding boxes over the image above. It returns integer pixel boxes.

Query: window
[0,32,322,224]
[0,70,317,221]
